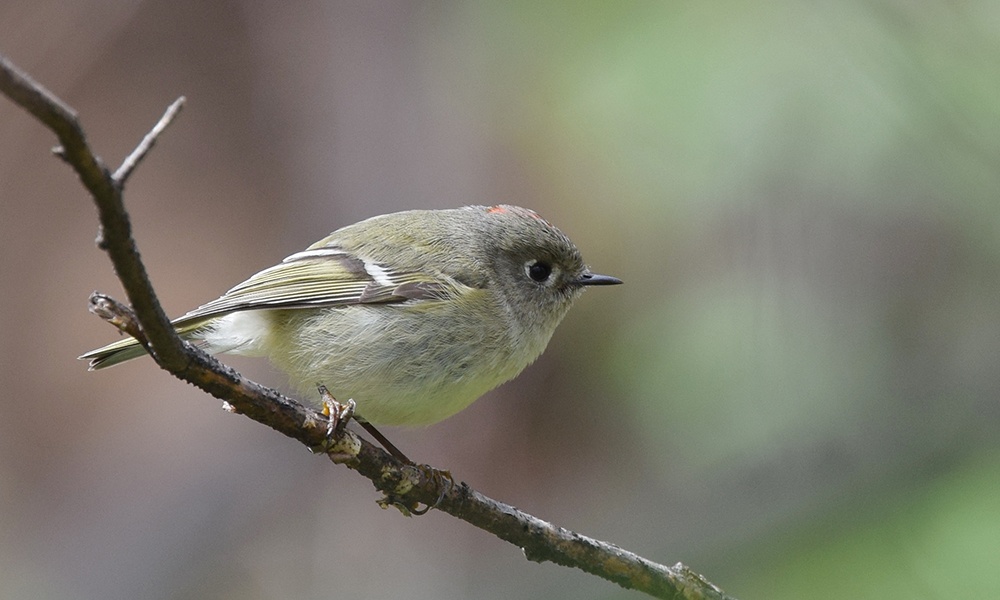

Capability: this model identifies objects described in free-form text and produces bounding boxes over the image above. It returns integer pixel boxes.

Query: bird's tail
[79,319,209,370]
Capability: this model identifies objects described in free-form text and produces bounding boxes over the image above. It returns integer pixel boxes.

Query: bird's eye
[526,260,553,283]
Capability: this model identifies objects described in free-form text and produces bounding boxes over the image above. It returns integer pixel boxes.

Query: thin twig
[0,52,736,600]
[112,96,185,185]
[87,292,147,344]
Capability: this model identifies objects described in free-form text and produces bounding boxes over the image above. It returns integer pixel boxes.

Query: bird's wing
[173,247,458,326]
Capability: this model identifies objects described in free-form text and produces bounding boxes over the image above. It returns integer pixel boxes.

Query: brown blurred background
[2,2,999,599]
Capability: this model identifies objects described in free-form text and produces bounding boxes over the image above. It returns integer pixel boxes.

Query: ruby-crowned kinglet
[81,205,621,426]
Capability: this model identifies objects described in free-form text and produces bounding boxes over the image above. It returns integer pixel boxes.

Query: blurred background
[2,2,999,599]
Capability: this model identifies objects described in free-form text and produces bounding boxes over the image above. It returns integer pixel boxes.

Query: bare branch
[0,52,736,600]
[112,96,185,185]
[0,55,113,204]
[0,54,187,370]
[87,292,152,353]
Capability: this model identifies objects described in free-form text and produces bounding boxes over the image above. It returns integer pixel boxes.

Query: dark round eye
[527,261,552,282]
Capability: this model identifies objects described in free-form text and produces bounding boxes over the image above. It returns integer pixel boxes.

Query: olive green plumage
[81,205,620,426]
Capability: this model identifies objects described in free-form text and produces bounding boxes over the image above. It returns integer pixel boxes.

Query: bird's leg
[354,416,412,464]
[317,384,355,437]
[316,386,451,516]
[315,385,411,463]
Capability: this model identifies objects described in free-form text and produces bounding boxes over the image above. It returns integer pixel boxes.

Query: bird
[81,204,621,428]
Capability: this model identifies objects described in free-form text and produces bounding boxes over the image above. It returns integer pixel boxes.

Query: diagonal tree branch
[0,52,736,600]
[112,95,186,186]
[0,54,186,371]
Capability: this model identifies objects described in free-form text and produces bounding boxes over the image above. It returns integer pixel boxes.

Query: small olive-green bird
[81,205,621,426]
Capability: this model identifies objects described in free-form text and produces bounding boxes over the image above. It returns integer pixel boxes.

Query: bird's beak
[575,271,623,286]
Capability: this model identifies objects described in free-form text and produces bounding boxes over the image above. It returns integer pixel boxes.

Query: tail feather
[79,337,152,370]
[80,318,212,370]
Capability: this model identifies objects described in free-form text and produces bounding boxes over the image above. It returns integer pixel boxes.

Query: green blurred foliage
[738,451,1000,599]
